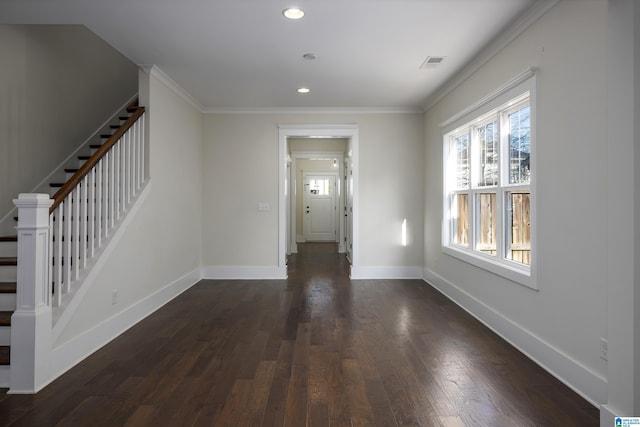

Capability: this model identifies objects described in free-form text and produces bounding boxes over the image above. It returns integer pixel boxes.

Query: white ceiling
[0,0,544,111]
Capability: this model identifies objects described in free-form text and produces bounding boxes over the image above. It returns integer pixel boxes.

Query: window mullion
[497,112,508,260]
[469,126,477,250]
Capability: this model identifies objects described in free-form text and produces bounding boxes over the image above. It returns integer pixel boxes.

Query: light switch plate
[258,202,270,211]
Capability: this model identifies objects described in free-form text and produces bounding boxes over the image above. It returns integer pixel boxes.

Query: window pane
[452,194,469,246]
[309,179,332,195]
[506,192,531,265]
[476,193,496,255]
[509,106,531,184]
[455,134,470,189]
[477,121,499,187]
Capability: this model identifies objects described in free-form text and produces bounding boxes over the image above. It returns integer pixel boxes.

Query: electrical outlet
[600,338,608,361]
[112,289,118,305]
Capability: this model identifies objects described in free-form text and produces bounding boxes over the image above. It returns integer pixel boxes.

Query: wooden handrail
[49,106,145,213]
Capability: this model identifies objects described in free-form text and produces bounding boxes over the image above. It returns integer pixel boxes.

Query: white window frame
[441,69,537,290]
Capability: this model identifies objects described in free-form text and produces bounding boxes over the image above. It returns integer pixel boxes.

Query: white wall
[603,0,640,420]
[202,113,424,273]
[289,138,347,152]
[424,0,607,405]
[54,69,203,350]
[0,25,138,227]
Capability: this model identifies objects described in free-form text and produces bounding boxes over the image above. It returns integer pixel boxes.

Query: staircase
[0,98,145,389]
[0,237,17,379]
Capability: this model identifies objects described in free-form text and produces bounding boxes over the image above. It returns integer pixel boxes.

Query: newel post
[10,194,53,393]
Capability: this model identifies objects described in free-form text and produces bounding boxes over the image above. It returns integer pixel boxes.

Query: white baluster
[103,154,109,239]
[48,214,53,307]
[127,129,132,204]
[109,149,115,229]
[133,121,139,192]
[81,175,88,270]
[115,142,121,220]
[72,187,80,281]
[102,153,108,239]
[54,203,63,307]
[121,138,126,215]
[96,159,102,248]
[124,132,130,206]
[63,196,72,293]
[88,169,96,259]
[141,114,145,182]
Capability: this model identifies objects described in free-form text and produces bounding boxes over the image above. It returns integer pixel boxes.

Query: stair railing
[49,106,145,307]
[11,104,145,393]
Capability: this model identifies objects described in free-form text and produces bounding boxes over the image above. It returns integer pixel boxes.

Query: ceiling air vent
[420,56,446,69]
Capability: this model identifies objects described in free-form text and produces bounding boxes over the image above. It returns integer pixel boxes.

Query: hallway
[0,243,598,426]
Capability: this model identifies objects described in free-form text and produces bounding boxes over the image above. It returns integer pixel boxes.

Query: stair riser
[0,267,17,282]
[0,327,9,346]
[0,242,17,257]
[0,294,15,311]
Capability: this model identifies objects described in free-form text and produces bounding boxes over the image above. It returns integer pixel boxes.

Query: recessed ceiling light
[297,87,310,94]
[283,8,304,20]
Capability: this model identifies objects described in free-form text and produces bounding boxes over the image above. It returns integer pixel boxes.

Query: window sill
[442,245,537,290]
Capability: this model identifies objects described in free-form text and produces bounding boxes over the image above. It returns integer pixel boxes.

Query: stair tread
[65,168,79,173]
[0,346,9,365]
[49,183,64,187]
[0,257,17,266]
[0,282,17,293]
[0,311,11,327]
[0,236,17,242]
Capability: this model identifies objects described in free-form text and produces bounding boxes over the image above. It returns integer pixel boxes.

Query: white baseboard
[350,266,423,279]
[201,265,287,280]
[48,268,200,390]
[423,268,606,408]
[296,235,306,243]
[599,404,617,425]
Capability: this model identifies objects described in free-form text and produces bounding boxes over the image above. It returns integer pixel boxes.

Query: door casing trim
[278,125,359,277]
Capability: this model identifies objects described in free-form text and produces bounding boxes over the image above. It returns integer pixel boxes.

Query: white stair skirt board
[201,266,287,280]
[0,366,8,388]
[422,268,606,408]
[52,182,152,340]
[599,405,618,426]
[47,268,200,393]
[349,266,423,280]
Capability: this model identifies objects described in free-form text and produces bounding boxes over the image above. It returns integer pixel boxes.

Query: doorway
[278,125,359,278]
[303,173,338,242]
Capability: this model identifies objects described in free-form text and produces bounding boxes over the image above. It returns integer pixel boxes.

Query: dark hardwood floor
[0,243,598,426]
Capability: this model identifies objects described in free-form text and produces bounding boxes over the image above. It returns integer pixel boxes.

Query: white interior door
[303,174,337,241]
[345,158,353,261]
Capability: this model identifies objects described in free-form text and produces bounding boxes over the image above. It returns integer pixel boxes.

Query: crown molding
[422,0,559,112]
[139,64,205,112]
[202,106,423,115]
